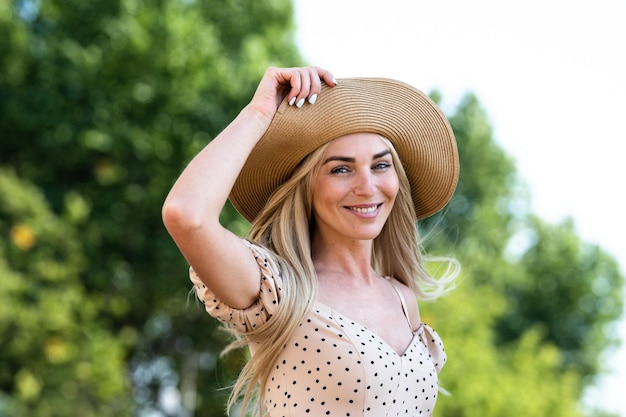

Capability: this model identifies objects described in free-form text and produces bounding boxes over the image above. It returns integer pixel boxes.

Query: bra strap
[385,277,414,330]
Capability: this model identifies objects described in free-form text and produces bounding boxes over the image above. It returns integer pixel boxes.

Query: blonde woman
[162,66,459,417]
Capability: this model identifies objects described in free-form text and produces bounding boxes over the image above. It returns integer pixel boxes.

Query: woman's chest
[264,306,440,416]
[316,285,413,355]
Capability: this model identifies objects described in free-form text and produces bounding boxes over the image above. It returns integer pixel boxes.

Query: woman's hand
[248,66,337,121]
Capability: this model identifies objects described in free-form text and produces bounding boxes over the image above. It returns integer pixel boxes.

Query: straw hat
[230,78,459,222]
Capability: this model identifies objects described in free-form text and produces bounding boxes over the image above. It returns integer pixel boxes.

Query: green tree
[0,168,132,416]
[422,95,623,417]
[423,281,582,417]
[498,216,623,379]
[1,0,300,415]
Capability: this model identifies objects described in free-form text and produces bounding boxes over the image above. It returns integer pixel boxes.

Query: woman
[162,66,460,417]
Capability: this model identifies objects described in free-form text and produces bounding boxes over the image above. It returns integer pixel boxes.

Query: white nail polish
[309,94,317,105]
[289,96,296,106]
[296,98,305,108]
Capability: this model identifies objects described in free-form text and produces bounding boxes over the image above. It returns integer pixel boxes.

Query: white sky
[294,0,626,415]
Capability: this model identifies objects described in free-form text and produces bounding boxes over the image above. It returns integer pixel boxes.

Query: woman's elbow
[162,198,200,237]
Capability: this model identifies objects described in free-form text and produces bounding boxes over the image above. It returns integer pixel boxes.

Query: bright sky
[294,0,626,415]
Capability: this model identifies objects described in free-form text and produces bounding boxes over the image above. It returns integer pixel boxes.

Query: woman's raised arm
[162,66,336,309]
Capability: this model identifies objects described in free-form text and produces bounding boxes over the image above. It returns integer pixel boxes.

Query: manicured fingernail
[296,98,305,108]
[288,96,296,106]
[308,94,317,105]
[332,78,338,85]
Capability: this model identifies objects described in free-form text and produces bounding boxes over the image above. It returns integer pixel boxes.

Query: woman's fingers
[292,69,311,108]
[284,70,303,106]
[316,66,338,89]
[284,66,336,108]
[249,66,336,119]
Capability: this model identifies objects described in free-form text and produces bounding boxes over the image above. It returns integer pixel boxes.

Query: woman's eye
[374,161,392,170]
[330,166,349,174]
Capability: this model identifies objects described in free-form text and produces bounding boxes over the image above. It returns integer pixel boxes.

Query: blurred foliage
[0,0,623,416]
[1,0,299,415]
[0,168,131,416]
[421,96,624,417]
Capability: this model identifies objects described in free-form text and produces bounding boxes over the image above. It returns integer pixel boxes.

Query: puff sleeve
[189,240,283,334]
[417,323,447,374]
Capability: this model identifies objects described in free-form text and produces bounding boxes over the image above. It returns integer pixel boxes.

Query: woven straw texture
[230,78,459,222]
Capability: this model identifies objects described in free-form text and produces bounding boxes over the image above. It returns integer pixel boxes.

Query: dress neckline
[313,300,424,357]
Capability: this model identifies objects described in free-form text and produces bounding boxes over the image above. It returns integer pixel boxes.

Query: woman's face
[311,133,399,243]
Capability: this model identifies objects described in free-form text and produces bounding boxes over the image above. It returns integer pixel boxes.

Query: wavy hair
[223,136,458,416]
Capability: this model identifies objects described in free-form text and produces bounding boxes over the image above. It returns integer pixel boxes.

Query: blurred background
[1,0,624,416]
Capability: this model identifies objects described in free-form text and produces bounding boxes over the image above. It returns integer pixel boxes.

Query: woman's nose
[353,170,376,196]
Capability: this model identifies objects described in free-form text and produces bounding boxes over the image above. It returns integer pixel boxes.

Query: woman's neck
[311,236,376,284]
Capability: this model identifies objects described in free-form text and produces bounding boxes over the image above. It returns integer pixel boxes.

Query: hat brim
[230,78,459,222]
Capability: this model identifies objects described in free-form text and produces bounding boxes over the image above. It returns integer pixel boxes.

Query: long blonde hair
[224,136,458,416]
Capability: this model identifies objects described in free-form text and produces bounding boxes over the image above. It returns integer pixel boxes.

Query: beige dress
[190,240,447,417]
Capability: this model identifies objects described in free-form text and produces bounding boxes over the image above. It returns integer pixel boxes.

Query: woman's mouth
[346,204,382,214]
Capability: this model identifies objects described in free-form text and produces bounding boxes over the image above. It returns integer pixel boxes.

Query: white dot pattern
[190,240,447,417]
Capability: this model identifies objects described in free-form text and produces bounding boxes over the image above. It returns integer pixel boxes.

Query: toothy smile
[347,204,381,214]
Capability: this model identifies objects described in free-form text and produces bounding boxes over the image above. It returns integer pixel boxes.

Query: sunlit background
[294,0,625,414]
[1,0,624,416]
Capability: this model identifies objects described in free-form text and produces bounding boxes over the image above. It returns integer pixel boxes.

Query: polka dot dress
[191,240,447,417]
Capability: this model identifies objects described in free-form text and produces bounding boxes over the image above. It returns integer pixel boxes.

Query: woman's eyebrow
[322,150,391,165]
[373,150,391,159]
